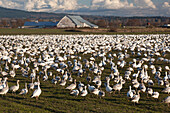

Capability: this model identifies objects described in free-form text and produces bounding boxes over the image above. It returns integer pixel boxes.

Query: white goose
[80,86,88,97]
[106,82,113,94]
[127,86,136,99]
[29,77,34,90]
[162,96,170,106]
[152,92,159,100]
[146,88,153,97]
[19,83,28,95]
[91,88,99,95]
[162,87,170,94]
[70,89,79,96]
[60,80,67,86]
[78,81,84,92]
[31,83,42,100]
[131,90,140,105]
[9,67,16,78]
[113,79,123,94]
[0,82,9,96]
[88,84,95,92]
[98,90,105,98]
[10,80,20,94]
[66,79,76,90]
[139,80,146,92]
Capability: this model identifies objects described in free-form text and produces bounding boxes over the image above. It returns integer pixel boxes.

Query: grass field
[0,28,170,35]
[1,50,169,113]
[0,35,169,113]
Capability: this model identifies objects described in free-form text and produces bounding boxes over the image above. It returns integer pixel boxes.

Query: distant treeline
[83,16,170,28]
[0,7,169,28]
[0,16,169,28]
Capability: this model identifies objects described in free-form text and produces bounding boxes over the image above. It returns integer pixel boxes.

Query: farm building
[162,24,170,28]
[57,15,98,28]
[23,21,58,28]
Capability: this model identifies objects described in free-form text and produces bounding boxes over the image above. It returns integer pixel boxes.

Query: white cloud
[0,0,78,11]
[133,0,156,9]
[0,0,23,9]
[0,0,169,16]
[162,2,170,8]
[91,0,134,10]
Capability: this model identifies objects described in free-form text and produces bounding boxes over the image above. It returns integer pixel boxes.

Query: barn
[23,21,58,28]
[57,15,98,28]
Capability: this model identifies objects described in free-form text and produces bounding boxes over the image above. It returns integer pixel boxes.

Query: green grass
[0,35,169,113]
[0,51,169,113]
[0,28,169,35]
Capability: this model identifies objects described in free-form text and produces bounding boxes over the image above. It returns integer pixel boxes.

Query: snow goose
[0,82,9,96]
[158,78,164,86]
[139,80,146,92]
[152,92,159,101]
[148,79,154,86]
[162,87,170,94]
[133,81,140,91]
[10,80,20,94]
[9,69,16,78]
[62,71,68,81]
[109,73,114,79]
[34,76,40,89]
[105,81,113,94]
[91,88,99,95]
[78,81,84,92]
[60,80,66,86]
[146,88,153,98]
[31,83,42,100]
[165,66,169,71]
[131,90,140,105]
[86,74,91,83]
[70,89,79,96]
[80,86,88,97]
[55,75,61,82]
[19,83,28,95]
[52,75,57,85]
[92,75,101,83]
[4,61,9,71]
[0,80,7,90]
[29,77,34,90]
[132,71,140,78]
[163,72,168,82]
[68,73,73,82]
[42,70,48,81]
[113,79,123,94]
[66,79,76,90]
[162,96,170,106]
[0,67,8,76]
[95,80,102,89]
[127,86,136,99]
[87,84,95,92]
[164,81,169,87]
[98,90,105,98]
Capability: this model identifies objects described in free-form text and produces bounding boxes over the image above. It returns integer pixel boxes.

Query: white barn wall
[57,16,76,28]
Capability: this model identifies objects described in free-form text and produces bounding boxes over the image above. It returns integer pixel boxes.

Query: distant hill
[0,7,66,19]
[0,6,169,28]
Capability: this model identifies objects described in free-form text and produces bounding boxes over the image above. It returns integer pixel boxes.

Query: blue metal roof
[67,15,98,28]
[24,21,58,27]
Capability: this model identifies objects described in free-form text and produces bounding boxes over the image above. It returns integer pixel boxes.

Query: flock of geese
[0,34,169,106]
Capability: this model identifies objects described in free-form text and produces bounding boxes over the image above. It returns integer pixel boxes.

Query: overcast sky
[0,0,169,16]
